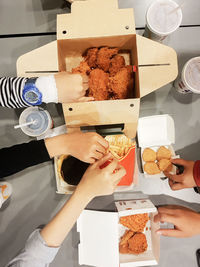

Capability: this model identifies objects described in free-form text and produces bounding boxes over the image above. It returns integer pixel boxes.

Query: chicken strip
[89,69,109,100]
[109,54,125,76]
[85,47,98,68]
[97,47,118,72]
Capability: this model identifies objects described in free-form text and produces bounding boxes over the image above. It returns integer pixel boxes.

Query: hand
[55,72,94,103]
[45,132,109,163]
[76,153,126,199]
[154,205,200,237]
[164,158,196,190]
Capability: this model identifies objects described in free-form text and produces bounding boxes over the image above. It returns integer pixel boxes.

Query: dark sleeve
[193,160,200,187]
[0,140,51,179]
[0,77,31,108]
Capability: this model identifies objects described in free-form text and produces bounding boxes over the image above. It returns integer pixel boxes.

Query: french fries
[105,135,135,159]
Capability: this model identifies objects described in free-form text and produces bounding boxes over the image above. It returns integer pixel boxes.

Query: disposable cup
[144,0,182,42]
[174,57,200,94]
[19,107,53,137]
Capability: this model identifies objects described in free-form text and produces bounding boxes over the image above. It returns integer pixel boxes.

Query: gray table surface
[0,2,200,267]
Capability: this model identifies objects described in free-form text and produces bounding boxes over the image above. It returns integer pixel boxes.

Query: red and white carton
[77,199,160,267]
[138,114,178,178]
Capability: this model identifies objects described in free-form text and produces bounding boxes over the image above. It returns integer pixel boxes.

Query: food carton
[77,199,160,267]
[17,0,178,140]
[138,114,178,178]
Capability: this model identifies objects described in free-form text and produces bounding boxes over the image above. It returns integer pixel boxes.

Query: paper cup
[144,0,182,42]
[19,107,53,137]
[174,57,200,94]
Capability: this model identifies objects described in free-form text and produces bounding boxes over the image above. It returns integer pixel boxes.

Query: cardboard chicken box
[77,199,160,267]
[138,114,179,178]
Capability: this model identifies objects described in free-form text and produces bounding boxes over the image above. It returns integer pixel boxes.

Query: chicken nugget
[97,47,118,72]
[142,148,156,162]
[128,233,148,255]
[109,54,125,76]
[119,242,129,254]
[108,67,129,99]
[157,146,171,160]
[85,47,98,68]
[144,162,160,175]
[158,158,172,172]
[88,69,109,100]
[72,60,91,75]
[120,230,134,246]
[120,213,149,232]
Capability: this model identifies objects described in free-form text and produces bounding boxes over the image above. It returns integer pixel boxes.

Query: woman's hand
[55,72,93,103]
[76,153,126,199]
[154,205,200,237]
[164,158,196,190]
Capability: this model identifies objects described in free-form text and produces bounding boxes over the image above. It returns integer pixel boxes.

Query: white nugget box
[138,114,178,178]
[77,199,160,267]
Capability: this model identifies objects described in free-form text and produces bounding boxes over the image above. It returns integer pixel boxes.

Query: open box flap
[137,114,175,148]
[115,199,157,217]
[17,41,58,77]
[137,35,178,98]
[57,0,135,40]
[63,99,140,139]
[77,210,119,267]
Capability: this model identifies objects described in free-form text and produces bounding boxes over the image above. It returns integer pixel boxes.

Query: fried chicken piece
[119,214,149,232]
[108,67,130,99]
[109,54,125,76]
[144,162,160,175]
[72,60,91,75]
[142,148,156,162]
[128,233,148,255]
[157,146,171,161]
[85,47,98,68]
[120,230,134,246]
[158,158,172,172]
[88,69,109,100]
[97,47,118,72]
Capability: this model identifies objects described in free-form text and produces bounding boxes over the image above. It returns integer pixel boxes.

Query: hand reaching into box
[154,205,200,238]
[45,132,109,163]
[55,72,94,103]
[164,158,196,190]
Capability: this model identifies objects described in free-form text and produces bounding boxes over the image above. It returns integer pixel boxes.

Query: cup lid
[183,57,200,93]
[147,0,182,35]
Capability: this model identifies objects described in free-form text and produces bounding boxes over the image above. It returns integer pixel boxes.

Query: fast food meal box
[16,0,178,141]
[137,114,178,178]
[77,199,160,267]
[54,133,139,194]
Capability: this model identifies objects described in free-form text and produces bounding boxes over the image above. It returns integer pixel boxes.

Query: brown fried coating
[119,242,129,254]
[120,214,149,232]
[85,47,98,68]
[108,67,129,99]
[144,162,160,175]
[97,47,118,72]
[142,148,156,162]
[88,69,109,100]
[109,54,125,76]
[157,146,171,161]
[128,233,148,254]
[120,230,134,246]
[72,60,91,75]
[158,158,172,172]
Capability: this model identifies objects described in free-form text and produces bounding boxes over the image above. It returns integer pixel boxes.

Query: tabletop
[0,1,200,267]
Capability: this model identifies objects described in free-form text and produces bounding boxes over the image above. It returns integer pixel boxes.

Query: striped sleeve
[0,77,31,108]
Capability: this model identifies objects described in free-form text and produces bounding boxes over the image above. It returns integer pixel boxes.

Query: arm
[154,205,200,237]
[0,72,92,108]
[0,132,108,179]
[6,155,126,266]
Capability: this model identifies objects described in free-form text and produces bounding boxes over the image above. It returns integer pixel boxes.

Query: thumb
[156,229,183,238]
[171,158,188,167]
[77,96,94,102]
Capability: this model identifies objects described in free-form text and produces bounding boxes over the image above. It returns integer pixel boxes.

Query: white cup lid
[183,57,200,93]
[147,0,182,35]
